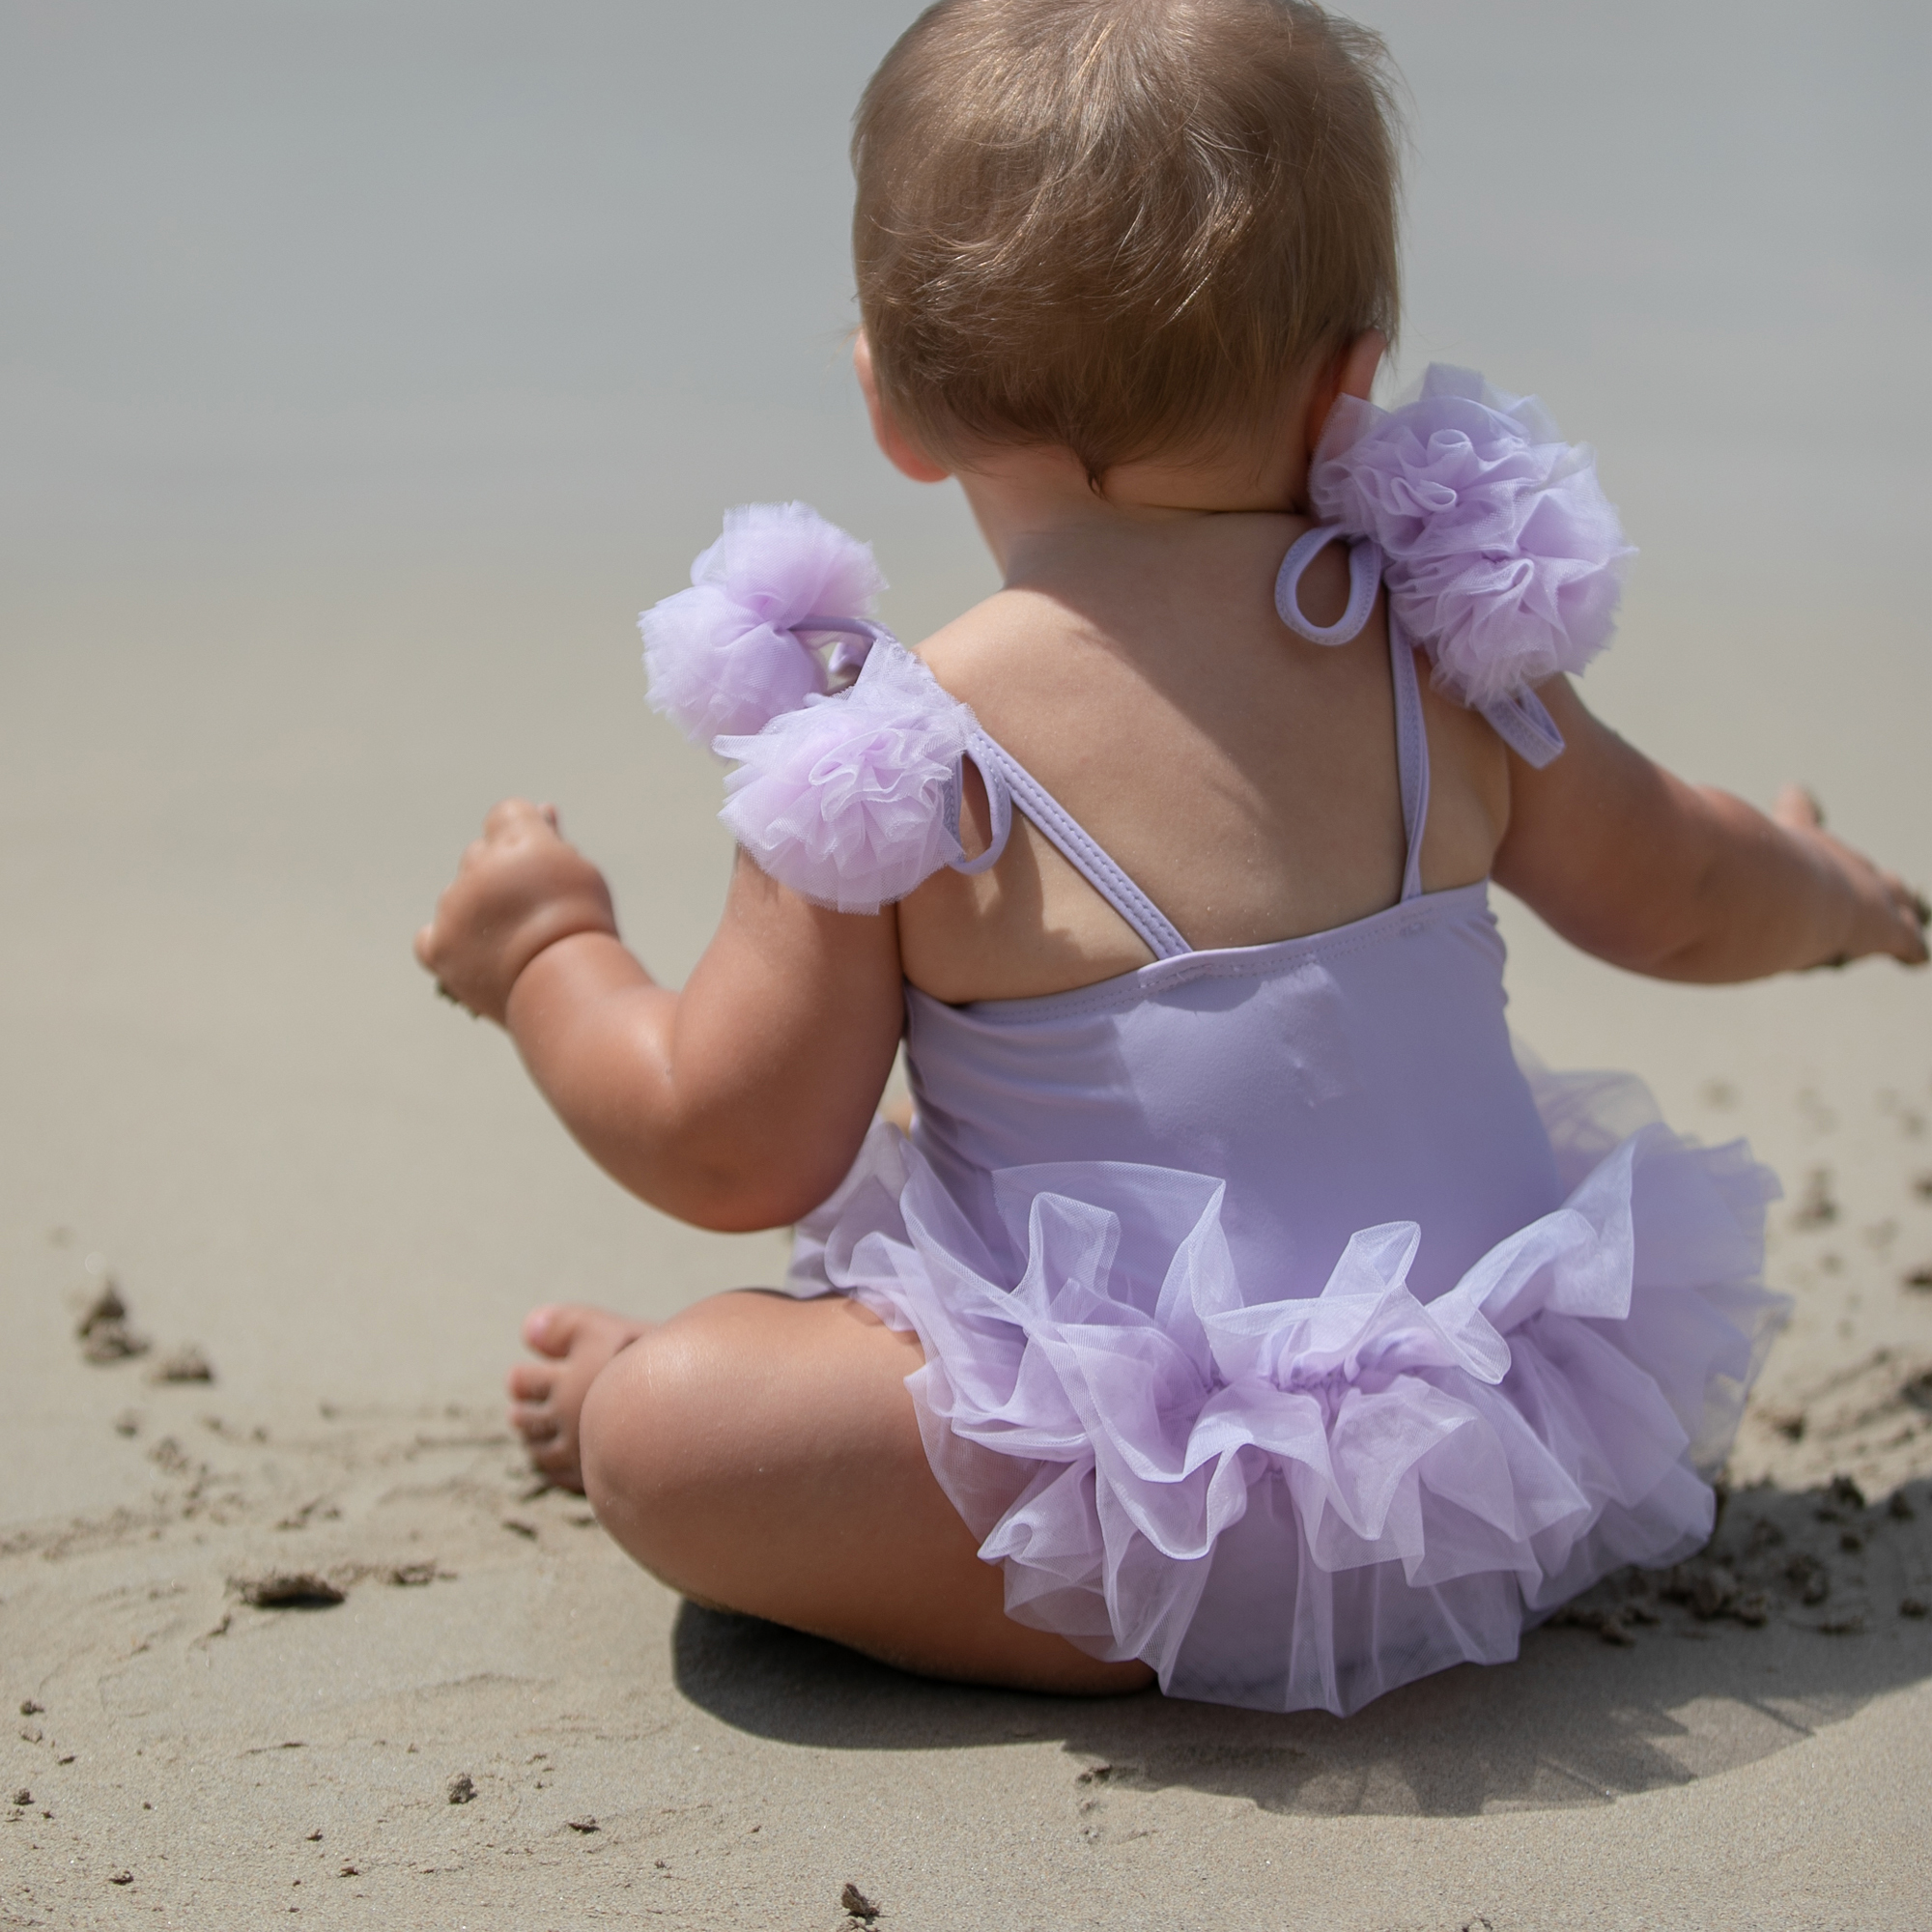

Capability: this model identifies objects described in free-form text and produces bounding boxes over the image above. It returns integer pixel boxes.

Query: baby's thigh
[578,1289,1147,1694]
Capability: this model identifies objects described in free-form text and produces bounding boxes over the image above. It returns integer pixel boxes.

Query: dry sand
[6,3,1931,1927]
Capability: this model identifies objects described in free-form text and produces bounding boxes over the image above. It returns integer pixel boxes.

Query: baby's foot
[507,1304,651,1492]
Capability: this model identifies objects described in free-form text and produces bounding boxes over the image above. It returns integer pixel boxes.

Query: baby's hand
[415,800,619,1023]
[1775,785,1929,969]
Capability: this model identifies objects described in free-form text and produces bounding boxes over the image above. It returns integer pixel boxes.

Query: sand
[5,3,1930,1926]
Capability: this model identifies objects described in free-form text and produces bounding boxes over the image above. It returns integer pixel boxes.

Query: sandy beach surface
[5,3,1929,1926]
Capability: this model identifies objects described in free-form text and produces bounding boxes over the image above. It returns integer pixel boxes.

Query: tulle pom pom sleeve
[1311,366,1635,709]
[717,642,980,914]
[641,501,888,744]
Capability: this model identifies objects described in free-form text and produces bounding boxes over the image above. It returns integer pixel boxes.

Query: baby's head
[853,0,1401,490]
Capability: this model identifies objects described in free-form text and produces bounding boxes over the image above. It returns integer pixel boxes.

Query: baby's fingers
[1888,873,1931,964]
[1852,860,1929,966]
[483,796,557,843]
[413,916,465,991]
[1773,782,1823,833]
[1778,783,1927,968]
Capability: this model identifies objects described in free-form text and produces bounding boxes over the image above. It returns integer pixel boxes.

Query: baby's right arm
[1492,679,1927,981]
[415,800,905,1233]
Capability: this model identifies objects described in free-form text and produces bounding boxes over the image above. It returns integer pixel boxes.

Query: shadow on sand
[673,1475,1932,1817]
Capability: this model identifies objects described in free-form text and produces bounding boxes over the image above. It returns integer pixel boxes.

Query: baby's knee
[576,1323,724,1578]
[577,1327,682,1511]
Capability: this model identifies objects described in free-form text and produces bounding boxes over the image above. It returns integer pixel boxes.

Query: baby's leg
[576,1290,1153,1697]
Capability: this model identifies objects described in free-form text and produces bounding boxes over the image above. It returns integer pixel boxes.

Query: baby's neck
[956,432,1313,582]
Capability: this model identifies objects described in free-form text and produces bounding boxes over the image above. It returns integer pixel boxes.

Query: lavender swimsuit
[642,369,1785,1715]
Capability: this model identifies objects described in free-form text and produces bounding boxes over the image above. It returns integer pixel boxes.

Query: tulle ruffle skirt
[787,1062,1784,1715]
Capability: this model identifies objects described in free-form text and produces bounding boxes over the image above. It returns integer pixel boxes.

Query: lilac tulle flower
[1312,366,1635,708]
[717,640,980,914]
[641,502,888,745]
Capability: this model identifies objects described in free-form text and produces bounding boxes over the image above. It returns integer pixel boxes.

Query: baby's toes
[507,1360,554,1406]
[522,1304,579,1357]
[511,1406,562,1450]
[507,1364,563,1443]
[524,1436,582,1487]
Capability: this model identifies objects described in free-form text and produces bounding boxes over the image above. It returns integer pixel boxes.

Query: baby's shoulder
[910,586,1070,707]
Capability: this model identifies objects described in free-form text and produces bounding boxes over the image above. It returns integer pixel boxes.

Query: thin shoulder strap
[1279,526,1431,901]
[950,730,1192,962]
[1388,610,1431,903]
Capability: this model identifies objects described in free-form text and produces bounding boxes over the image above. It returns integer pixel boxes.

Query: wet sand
[4,3,1929,1925]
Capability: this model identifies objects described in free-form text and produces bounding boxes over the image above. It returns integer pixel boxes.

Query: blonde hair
[853,0,1402,479]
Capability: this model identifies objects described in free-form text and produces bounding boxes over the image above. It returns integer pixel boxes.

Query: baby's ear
[1303,329,1387,453]
[1337,329,1386,404]
[854,332,952,484]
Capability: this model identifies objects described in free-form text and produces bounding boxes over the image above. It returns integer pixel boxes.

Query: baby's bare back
[901,509,1510,1006]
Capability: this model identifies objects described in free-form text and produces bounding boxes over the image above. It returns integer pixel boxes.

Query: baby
[416,0,1925,1714]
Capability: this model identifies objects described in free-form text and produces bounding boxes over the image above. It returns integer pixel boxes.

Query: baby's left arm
[1493,681,1927,981]
[415,800,903,1232]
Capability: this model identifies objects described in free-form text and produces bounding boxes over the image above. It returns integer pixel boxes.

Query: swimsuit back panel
[905,884,1565,1305]
[903,614,1564,1302]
